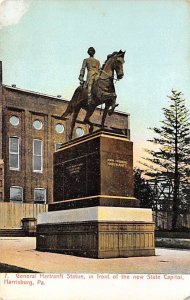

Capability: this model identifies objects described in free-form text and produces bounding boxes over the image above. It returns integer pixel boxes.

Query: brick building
[0,62,130,204]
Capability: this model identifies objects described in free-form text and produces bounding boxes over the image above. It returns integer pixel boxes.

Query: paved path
[0,237,189,273]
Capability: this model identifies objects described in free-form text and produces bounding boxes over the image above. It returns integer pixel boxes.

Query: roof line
[2,84,129,116]
[3,84,69,103]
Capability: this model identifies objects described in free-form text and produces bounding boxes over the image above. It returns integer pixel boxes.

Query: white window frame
[34,188,46,204]
[55,123,65,134]
[33,120,43,130]
[10,186,23,202]
[76,127,85,137]
[9,115,19,127]
[33,139,43,173]
[9,136,20,171]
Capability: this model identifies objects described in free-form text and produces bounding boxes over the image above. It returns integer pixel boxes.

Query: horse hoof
[108,104,119,116]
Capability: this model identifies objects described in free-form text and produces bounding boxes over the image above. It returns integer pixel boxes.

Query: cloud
[0,0,29,29]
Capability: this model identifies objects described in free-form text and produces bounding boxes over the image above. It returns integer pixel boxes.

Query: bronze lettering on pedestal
[107,158,128,168]
[63,157,87,200]
[66,163,84,175]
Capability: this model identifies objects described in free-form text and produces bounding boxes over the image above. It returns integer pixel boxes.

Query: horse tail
[61,86,82,118]
[70,86,82,104]
[61,103,72,118]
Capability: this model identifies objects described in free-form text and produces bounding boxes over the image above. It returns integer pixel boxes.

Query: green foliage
[134,168,157,209]
[141,90,190,230]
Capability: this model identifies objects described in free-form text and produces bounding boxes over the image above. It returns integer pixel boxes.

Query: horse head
[112,50,125,80]
[101,50,125,80]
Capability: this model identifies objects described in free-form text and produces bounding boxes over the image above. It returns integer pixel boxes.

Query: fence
[153,211,190,230]
[0,202,48,229]
[1,202,189,231]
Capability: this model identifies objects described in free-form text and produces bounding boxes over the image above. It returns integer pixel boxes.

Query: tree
[141,90,190,230]
[134,168,157,209]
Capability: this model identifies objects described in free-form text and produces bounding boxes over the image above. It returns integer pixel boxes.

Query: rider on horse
[78,47,100,106]
[61,50,125,140]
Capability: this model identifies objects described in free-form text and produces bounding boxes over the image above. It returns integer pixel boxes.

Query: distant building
[0,62,130,204]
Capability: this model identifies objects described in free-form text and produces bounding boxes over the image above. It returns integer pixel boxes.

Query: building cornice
[2,84,130,117]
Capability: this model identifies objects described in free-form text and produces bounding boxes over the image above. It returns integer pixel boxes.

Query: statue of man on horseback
[61,49,125,140]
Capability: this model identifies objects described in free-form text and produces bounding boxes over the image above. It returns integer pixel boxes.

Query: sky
[0,0,190,166]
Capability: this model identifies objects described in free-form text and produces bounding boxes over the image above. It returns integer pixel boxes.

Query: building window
[9,116,19,126]
[33,139,43,173]
[33,120,43,130]
[55,143,62,151]
[55,124,64,134]
[9,137,19,170]
[76,127,84,137]
[34,188,46,204]
[10,186,23,202]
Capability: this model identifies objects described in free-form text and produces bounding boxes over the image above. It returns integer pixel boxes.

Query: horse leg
[108,96,118,116]
[69,108,80,140]
[83,106,96,133]
[101,102,110,129]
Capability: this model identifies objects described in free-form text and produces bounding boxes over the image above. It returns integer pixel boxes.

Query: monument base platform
[48,196,139,211]
[36,207,155,258]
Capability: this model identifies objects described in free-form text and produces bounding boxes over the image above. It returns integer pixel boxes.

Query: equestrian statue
[60,47,125,140]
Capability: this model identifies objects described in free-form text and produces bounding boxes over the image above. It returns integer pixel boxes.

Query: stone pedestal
[53,129,136,204]
[36,129,155,258]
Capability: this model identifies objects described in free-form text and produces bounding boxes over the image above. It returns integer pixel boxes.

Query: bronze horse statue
[61,50,125,139]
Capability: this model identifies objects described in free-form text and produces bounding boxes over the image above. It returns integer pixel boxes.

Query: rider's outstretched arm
[79,59,87,84]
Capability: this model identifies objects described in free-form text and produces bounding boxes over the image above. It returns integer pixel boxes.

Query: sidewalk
[0,237,189,273]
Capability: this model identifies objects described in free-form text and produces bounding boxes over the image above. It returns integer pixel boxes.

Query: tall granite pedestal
[36,130,155,258]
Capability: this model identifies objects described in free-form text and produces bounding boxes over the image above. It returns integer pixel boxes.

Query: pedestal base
[36,207,155,258]
[36,221,155,258]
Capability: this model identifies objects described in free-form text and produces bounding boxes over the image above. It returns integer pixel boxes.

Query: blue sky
[0,0,190,165]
